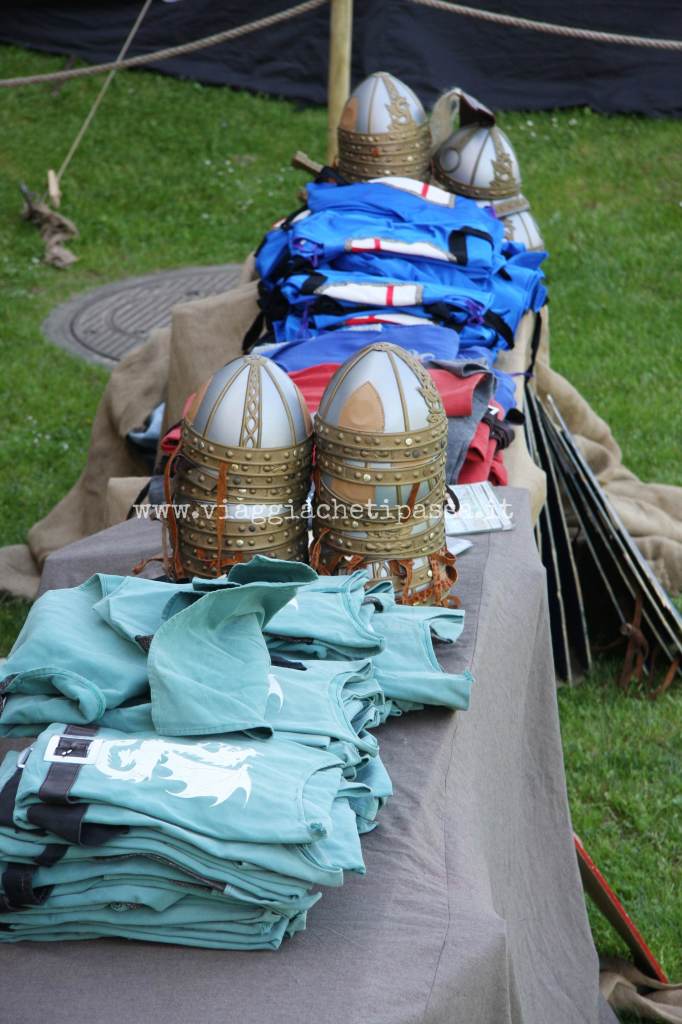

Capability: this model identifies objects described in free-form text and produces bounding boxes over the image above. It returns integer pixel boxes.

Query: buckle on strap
[44,734,101,766]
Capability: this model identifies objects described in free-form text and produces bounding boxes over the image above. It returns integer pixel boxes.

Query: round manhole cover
[43,264,243,366]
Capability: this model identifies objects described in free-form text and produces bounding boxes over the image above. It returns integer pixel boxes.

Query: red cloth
[160,392,196,454]
[457,400,509,486]
[490,449,508,486]
[160,367,508,486]
[292,363,508,485]
[290,364,341,413]
[426,369,487,418]
[290,364,487,418]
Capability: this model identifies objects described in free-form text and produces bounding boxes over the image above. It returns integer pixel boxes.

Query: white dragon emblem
[95,738,260,806]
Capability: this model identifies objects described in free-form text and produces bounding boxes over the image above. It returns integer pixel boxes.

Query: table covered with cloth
[1,487,617,1024]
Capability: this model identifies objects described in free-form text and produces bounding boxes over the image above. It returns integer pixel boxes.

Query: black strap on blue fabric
[269,653,307,671]
[464,226,494,245]
[482,310,515,350]
[448,231,468,265]
[448,227,494,266]
[36,844,66,867]
[266,633,315,646]
[26,802,129,847]
[25,724,126,845]
[38,725,99,806]
[430,301,515,350]
[0,845,65,912]
[300,272,327,295]
[0,767,22,827]
[27,801,87,844]
[314,166,348,186]
[0,864,53,912]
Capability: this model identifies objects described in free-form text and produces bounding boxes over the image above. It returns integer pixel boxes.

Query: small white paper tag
[446,483,515,536]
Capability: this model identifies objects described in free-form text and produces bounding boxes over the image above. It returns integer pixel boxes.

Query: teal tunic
[265,571,384,659]
[15,724,344,847]
[265,658,382,755]
[0,557,318,738]
[0,552,479,951]
[369,600,474,711]
[348,755,393,833]
[0,574,149,729]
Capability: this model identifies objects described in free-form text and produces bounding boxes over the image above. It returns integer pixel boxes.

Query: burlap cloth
[1,265,680,600]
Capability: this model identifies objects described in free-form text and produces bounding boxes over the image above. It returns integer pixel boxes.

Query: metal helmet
[311,343,457,606]
[433,91,521,200]
[493,196,545,251]
[337,71,431,183]
[476,194,545,252]
[167,355,313,579]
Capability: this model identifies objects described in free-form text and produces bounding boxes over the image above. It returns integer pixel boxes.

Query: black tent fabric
[1,0,681,116]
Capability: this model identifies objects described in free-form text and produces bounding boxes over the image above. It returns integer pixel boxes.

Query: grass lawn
[1,46,681,987]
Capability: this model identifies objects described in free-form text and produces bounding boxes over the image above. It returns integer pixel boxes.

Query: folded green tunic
[265,571,384,659]
[0,557,318,738]
[0,574,149,728]
[0,778,364,895]
[14,724,345,848]
[265,657,383,756]
[368,591,474,711]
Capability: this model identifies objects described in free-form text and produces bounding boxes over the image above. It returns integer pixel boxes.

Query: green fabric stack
[0,558,473,948]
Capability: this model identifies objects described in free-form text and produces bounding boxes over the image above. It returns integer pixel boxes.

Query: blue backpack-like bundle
[255,177,547,360]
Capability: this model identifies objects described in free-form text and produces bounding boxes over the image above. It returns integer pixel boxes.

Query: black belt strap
[0,767,22,827]
[38,724,99,806]
[0,864,53,912]
[0,844,65,912]
[269,653,307,671]
[483,411,515,452]
[36,844,67,868]
[448,231,468,265]
[26,802,129,847]
[482,310,515,350]
[448,226,494,266]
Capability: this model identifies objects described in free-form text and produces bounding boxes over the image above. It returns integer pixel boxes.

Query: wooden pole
[327,0,353,165]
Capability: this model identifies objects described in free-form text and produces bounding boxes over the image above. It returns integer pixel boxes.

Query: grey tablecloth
[3,488,616,1024]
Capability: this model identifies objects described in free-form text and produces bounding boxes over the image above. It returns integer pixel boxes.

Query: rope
[1,0,677,91]
[0,0,328,88]
[406,0,682,49]
[55,0,153,186]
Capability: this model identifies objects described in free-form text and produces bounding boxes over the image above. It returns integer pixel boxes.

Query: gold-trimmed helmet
[433,91,545,251]
[311,343,457,606]
[166,355,313,579]
[481,195,545,252]
[337,71,431,183]
[432,91,521,200]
